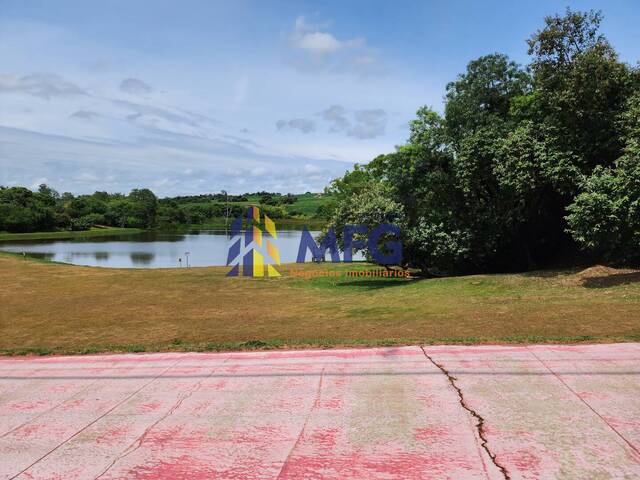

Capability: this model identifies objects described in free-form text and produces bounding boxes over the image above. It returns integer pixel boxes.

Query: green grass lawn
[208,192,332,218]
[0,227,144,242]
[161,217,326,231]
[1,254,639,355]
[283,192,333,216]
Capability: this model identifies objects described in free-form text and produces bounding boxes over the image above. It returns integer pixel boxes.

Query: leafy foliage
[328,9,639,273]
[566,93,640,262]
[0,186,159,232]
[0,186,330,233]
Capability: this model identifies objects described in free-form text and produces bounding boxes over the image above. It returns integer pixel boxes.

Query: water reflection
[0,229,360,268]
[130,252,155,265]
[25,252,56,261]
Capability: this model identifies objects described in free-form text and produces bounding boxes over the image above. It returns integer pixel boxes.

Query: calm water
[0,230,358,268]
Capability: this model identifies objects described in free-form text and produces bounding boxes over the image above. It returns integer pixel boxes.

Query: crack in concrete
[94,357,231,479]
[420,347,510,480]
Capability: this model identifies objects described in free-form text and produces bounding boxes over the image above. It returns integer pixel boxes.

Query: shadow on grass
[520,267,581,278]
[333,277,424,290]
[582,272,640,288]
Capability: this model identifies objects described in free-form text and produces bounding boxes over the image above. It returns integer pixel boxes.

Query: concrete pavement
[0,344,639,479]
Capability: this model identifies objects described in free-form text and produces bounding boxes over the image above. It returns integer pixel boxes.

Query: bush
[69,217,92,231]
[261,204,289,219]
[82,213,106,226]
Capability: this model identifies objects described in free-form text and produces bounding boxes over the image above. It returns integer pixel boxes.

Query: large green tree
[527,8,633,169]
[444,53,530,144]
[566,93,640,263]
[0,186,58,232]
[327,8,639,274]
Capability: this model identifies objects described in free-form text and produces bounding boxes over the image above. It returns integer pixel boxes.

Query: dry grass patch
[1,254,639,354]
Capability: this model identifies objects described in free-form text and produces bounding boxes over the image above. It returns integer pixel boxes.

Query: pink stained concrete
[0,344,636,479]
[426,344,640,479]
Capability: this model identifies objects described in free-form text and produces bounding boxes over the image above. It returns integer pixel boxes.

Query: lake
[0,230,361,268]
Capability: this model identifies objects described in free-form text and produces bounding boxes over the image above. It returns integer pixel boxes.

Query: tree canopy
[326,9,640,274]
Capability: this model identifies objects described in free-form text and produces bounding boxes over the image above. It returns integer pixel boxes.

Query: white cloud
[319,104,350,132]
[0,125,350,195]
[296,32,342,54]
[75,172,100,183]
[279,105,387,139]
[0,73,86,99]
[288,16,379,75]
[0,16,413,195]
[251,167,267,177]
[119,78,152,95]
[292,16,364,55]
[275,118,316,134]
[70,110,99,120]
[303,163,322,174]
[348,109,387,139]
[29,177,49,190]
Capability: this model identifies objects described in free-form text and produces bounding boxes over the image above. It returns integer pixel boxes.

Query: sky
[1,0,639,196]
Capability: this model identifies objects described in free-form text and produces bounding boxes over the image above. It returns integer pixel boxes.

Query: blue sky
[1,0,639,196]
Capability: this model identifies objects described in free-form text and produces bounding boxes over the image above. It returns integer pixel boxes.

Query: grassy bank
[1,254,639,355]
[0,227,144,242]
[0,218,326,243]
[159,217,327,231]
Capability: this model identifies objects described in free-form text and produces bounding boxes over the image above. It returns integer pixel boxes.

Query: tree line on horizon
[324,9,640,274]
[0,186,325,232]
[0,186,160,231]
